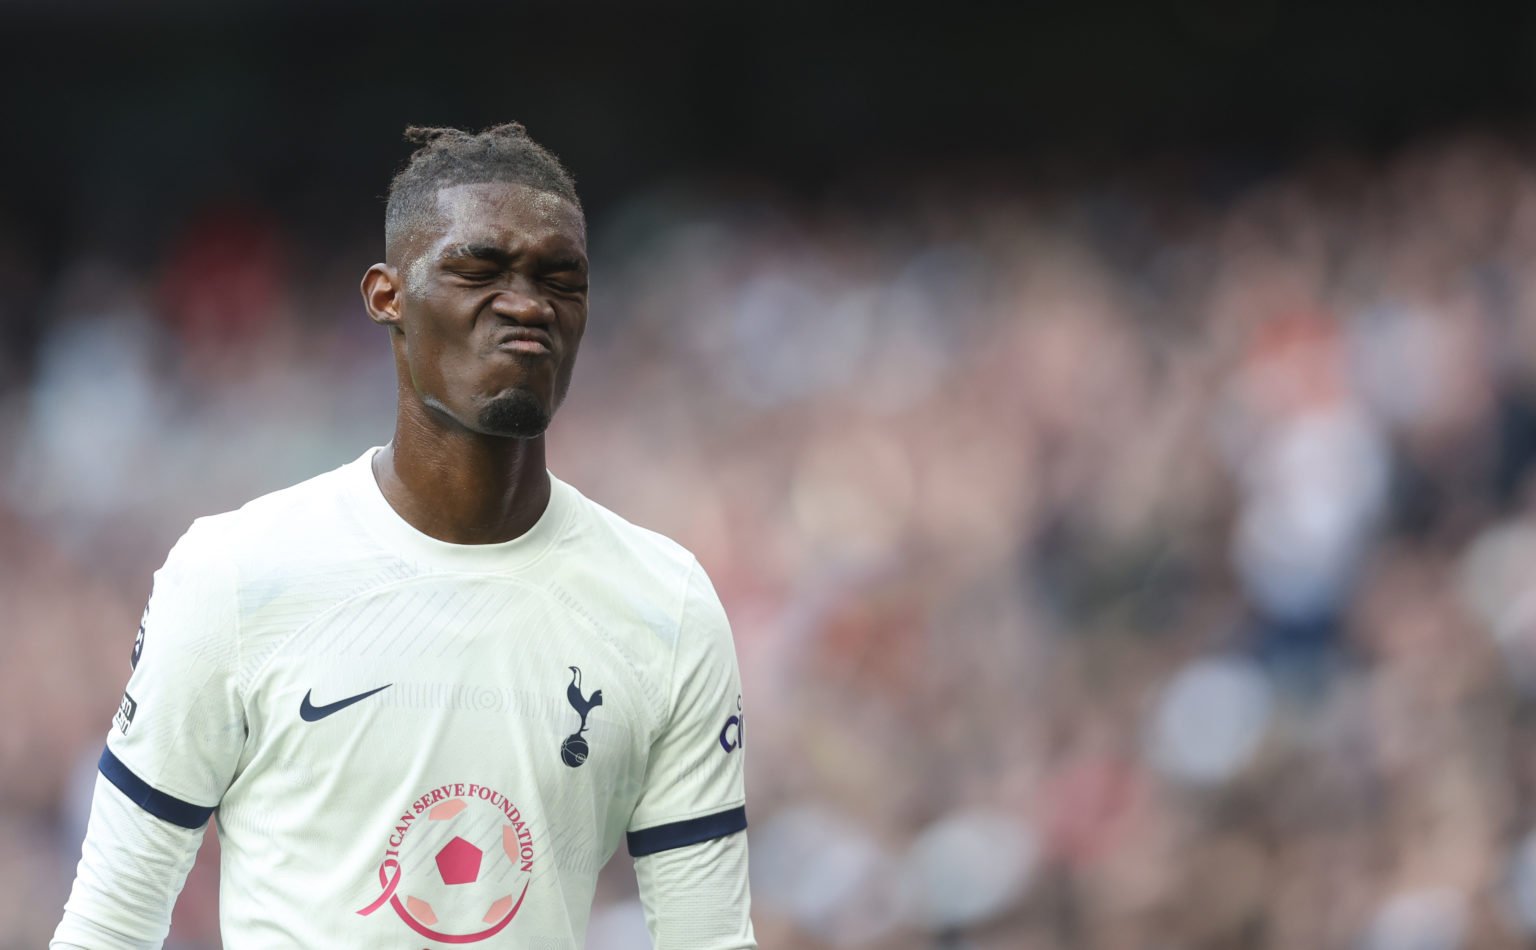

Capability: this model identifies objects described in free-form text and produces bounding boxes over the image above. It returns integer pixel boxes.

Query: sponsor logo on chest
[356,782,537,943]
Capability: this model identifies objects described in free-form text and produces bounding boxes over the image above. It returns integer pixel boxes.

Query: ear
[361,263,404,331]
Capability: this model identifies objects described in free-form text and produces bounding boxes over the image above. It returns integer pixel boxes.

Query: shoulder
[557,477,700,589]
[552,477,718,641]
[187,454,368,555]
[159,455,381,609]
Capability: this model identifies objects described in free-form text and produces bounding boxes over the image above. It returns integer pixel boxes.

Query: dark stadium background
[8,3,1536,948]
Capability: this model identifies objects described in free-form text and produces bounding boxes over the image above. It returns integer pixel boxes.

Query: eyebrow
[544,256,588,273]
[439,244,587,272]
[440,243,513,264]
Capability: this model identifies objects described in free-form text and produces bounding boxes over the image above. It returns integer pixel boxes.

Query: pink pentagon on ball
[436,835,483,885]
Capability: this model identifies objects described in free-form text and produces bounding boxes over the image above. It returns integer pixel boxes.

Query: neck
[373,401,552,545]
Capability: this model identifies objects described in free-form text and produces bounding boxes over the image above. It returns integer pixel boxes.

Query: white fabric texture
[635,834,756,949]
[53,777,203,949]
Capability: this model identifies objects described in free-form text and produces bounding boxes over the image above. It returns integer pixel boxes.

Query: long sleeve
[53,520,245,947]
[52,776,205,949]
[634,833,755,949]
[627,560,753,945]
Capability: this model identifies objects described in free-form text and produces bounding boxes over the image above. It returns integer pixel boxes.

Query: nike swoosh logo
[300,684,391,722]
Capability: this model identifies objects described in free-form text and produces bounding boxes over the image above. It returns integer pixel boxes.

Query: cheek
[564,306,589,347]
[398,310,461,391]
[562,311,587,366]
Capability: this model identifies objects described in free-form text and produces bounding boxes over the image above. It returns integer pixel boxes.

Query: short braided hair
[384,123,581,255]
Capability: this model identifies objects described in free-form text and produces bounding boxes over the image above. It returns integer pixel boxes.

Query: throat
[371,437,551,545]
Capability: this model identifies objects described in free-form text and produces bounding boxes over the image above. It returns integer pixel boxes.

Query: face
[363,181,589,439]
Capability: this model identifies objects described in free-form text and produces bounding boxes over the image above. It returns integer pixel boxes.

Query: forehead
[429,181,586,253]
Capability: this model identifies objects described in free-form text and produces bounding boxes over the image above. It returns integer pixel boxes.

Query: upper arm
[54,522,246,946]
[627,560,749,858]
[103,520,246,826]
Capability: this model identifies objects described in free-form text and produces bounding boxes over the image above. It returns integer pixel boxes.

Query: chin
[476,390,552,439]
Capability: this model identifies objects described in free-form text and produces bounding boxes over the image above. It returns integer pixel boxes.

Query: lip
[493,330,554,356]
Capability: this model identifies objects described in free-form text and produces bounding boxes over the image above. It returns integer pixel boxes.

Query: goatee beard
[477,390,551,439]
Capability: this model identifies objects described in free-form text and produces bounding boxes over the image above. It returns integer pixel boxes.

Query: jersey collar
[345,447,574,573]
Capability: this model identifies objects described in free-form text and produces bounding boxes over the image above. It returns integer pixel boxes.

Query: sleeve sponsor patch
[718,695,744,753]
[114,691,138,734]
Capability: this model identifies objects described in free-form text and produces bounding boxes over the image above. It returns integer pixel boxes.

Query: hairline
[385,178,585,269]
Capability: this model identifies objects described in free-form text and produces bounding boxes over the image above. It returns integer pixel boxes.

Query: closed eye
[543,275,588,293]
[446,266,501,284]
[541,258,588,293]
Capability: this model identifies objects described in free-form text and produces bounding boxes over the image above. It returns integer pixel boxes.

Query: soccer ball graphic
[390,795,533,942]
[560,734,589,767]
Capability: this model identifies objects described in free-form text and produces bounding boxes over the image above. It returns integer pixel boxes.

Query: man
[53,123,755,949]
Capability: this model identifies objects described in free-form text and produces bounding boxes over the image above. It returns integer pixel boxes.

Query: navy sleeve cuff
[98,746,216,830]
[627,805,747,857]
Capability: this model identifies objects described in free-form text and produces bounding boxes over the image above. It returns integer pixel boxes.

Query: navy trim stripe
[97,747,215,830]
[627,806,747,857]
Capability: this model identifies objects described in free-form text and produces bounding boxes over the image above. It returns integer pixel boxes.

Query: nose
[490,279,553,325]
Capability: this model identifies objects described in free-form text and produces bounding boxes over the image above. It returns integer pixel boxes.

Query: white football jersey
[83,449,748,947]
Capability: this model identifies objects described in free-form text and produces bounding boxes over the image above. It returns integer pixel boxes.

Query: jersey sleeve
[52,774,206,949]
[55,519,246,945]
[626,560,748,857]
[634,832,756,949]
[100,518,246,826]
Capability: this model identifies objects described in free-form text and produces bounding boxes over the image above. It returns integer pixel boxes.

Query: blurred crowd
[9,131,1536,948]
